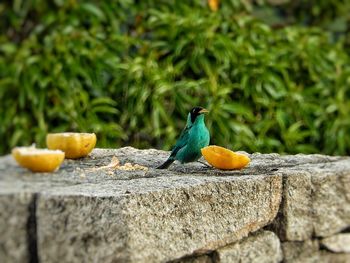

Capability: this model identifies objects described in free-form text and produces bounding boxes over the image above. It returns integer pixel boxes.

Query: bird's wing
[170,125,191,158]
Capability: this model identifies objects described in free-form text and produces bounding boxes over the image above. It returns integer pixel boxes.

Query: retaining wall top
[0,147,349,263]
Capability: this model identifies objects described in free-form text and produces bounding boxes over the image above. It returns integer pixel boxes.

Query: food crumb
[92,156,148,172]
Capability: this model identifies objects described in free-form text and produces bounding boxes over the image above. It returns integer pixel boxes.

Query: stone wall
[0,147,349,262]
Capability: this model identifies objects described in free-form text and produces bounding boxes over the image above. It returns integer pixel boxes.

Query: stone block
[282,239,319,263]
[217,230,282,263]
[36,174,281,262]
[270,159,350,241]
[311,162,350,237]
[320,233,350,253]
[0,192,35,263]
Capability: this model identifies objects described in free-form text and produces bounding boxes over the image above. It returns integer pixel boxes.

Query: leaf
[81,3,106,21]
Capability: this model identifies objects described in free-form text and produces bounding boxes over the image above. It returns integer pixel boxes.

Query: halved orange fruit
[201,145,250,170]
[46,132,96,159]
[12,146,65,172]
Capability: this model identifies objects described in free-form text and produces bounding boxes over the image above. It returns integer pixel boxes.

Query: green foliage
[1,0,350,155]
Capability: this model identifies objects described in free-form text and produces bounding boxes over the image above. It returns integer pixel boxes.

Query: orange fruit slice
[201,145,250,170]
[46,132,96,159]
[12,146,65,172]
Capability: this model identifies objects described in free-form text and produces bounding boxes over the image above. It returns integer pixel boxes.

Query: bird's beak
[199,108,209,114]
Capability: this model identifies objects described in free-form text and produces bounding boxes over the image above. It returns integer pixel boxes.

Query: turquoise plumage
[157,107,210,169]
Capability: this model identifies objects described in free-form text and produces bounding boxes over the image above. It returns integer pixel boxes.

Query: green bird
[157,106,210,169]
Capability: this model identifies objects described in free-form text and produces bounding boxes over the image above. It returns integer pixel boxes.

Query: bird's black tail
[157,158,174,169]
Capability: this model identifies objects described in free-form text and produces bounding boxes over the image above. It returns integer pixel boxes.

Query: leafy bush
[1,0,350,155]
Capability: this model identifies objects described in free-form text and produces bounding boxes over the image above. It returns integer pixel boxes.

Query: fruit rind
[46,132,96,159]
[12,146,65,172]
[201,145,250,170]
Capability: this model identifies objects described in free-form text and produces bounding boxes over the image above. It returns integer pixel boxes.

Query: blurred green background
[1,0,350,156]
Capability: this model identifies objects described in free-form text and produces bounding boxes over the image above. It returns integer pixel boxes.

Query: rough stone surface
[321,233,350,253]
[318,251,350,263]
[37,195,128,262]
[270,159,350,241]
[0,148,350,262]
[217,230,282,263]
[176,254,214,263]
[0,148,282,262]
[311,163,350,237]
[0,192,34,263]
[269,171,313,241]
[282,239,350,263]
[35,174,281,262]
[282,240,320,263]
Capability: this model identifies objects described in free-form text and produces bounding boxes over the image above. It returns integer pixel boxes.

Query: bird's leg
[197,160,211,168]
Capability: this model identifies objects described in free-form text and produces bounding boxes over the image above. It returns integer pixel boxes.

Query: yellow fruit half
[12,146,65,172]
[201,145,250,170]
[46,132,96,159]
